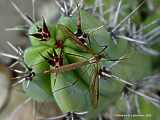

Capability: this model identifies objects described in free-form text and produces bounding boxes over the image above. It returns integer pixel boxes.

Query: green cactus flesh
[24,10,152,112]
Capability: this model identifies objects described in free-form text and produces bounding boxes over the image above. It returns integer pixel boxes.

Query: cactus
[0,0,160,120]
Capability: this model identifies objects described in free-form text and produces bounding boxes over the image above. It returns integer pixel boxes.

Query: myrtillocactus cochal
[0,0,160,119]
